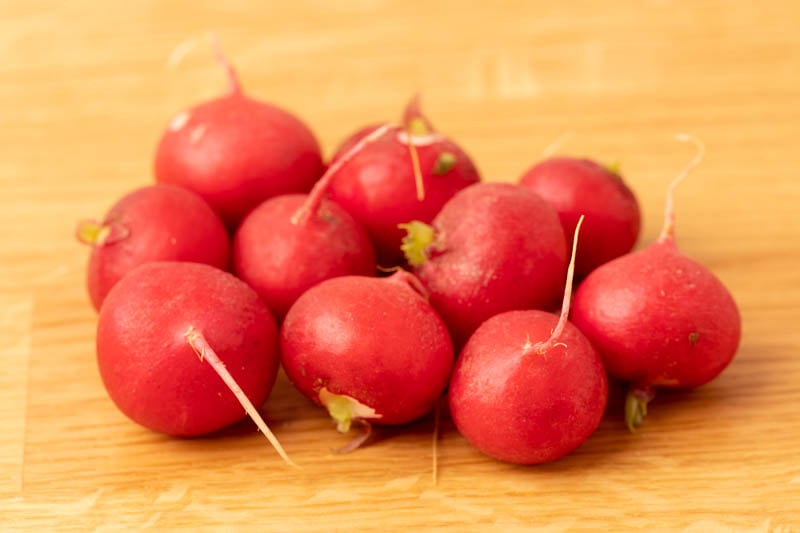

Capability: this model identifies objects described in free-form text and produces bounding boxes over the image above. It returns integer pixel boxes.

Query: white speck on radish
[189,124,207,144]
[169,112,190,132]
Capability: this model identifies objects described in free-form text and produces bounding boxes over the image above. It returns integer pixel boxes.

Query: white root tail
[530,215,585,354]
[540,130,576,158]
[185,327,297,467]
[658,133,706,242]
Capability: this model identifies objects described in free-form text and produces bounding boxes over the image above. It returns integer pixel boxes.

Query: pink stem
[658,133,706,243]
[291,123,396,226]
[208,33,243,96]
[531,215,585,354]
[185,327,296,467]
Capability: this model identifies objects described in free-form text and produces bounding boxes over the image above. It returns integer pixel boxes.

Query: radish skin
[280,271,454,447]
[449,216,608,464]
[155,44,324,227]
[97,262,291,463]
[232,126,392,320]
[78,184,230,311]
[570,134,742,431]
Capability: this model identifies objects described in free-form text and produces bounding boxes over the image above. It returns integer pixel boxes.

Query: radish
[570,135,742,431]
[77,184,230,311]
[279,270,453,449]
[154,43,324,228]
[449,216,609,465]
[400,182,567,348]
[519,156,641,277]
[232,126,391,321]
[326,96,481,265]
[97,261,293,464]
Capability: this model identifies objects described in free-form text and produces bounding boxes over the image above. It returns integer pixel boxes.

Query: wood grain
[2,1,799,530]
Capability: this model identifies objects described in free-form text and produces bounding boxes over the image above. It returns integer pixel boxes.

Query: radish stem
[530,215,585,354]
[185,326,296,467]
[658,133,706,243]
[292,123,396,226]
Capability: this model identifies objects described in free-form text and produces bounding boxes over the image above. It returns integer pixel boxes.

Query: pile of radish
[77,48,741,472]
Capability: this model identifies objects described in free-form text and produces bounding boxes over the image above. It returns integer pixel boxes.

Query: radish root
[540,130,575,158]
[292,123,396,226]
[334,419,373,454]
[529,215,585,354]
[207,33,243,96]
[432,397,442,486]
[658,133,706,243]
[185,327,296,467]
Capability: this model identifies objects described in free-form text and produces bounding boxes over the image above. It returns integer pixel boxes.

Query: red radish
[280,270,453,448]
[97,261,293,464]
[77,184,230,311]
[449,217,608,465]
[233,126,392,320]
[154,43,325,228]
[326,96,481,265]
[519,156,641,277]
[570,135,742,431]
[400,182,567,348]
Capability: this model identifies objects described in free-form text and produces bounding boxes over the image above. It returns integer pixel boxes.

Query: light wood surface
[2,1,799,531]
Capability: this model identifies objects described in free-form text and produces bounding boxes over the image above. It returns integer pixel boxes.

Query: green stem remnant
[399,220,436,267]
[185,326,296,467]
[319,388,380,454]
[658,133,706,243]
[625,385,656,433]
[75,219,130,247]
[605,161,621,176]
[433,152,457,175]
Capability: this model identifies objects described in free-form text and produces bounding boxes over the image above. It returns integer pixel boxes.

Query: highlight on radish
[400,182,568,348]
[570,134,742,432]
[96,261,293,465]
[154,40,325,228]
[519,156,641,278]
[448,216,609,464]
[279,270,454,451]
[326,95,481,265]
[232,126,393,321]
[76,184,230,311]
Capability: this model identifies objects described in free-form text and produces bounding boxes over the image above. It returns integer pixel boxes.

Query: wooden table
[2,1,798,530]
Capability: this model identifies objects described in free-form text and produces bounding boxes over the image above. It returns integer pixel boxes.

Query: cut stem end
[399,221,436,267]
[75,219,129,247]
